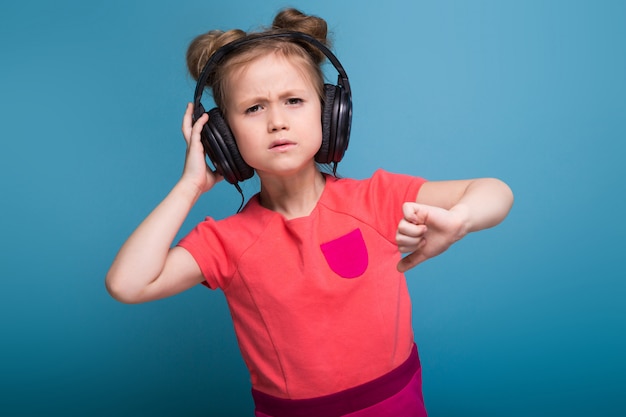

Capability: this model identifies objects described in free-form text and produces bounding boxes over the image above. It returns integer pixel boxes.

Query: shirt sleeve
[177,217,233,290]
[360,169,427,243]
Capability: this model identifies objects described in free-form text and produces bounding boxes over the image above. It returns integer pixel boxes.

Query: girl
[106,8,513,417]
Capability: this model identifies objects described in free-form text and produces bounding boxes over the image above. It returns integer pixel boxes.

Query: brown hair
[186,8,331,115]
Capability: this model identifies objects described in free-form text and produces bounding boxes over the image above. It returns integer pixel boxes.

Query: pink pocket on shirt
[320,228,369,278]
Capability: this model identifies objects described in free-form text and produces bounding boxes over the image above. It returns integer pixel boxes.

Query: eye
[286,97,303,105]
[245,104,262,114]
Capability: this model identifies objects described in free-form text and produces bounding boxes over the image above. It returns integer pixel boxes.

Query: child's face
[224,52,323,179]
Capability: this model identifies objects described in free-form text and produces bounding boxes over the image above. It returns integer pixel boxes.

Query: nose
[267,106,288,132]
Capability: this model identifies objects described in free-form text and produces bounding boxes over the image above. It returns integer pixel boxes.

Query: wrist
[449,203,472,238]
[174,177,206,203]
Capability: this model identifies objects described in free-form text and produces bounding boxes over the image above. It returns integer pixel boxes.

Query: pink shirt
[178,169,426,399]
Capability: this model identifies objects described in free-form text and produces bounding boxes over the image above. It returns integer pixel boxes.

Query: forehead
[225,51,318,96]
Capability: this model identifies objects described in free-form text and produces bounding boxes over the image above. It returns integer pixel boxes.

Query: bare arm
[396,178,513,272]
[105,104,222,303]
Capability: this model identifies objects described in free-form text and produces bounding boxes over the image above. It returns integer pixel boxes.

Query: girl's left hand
[395,202,469,272]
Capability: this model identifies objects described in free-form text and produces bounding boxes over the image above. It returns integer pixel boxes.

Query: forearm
[398,177,513,272]
[105,179,203,299]
[449,178,514,235]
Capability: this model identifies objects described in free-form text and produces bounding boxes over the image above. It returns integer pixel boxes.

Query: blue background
[1,0,624,416]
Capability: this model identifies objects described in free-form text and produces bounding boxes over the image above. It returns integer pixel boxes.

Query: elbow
[489,177,514,223]
[500,178,515,212]
[105,272,144,304]
[468,178,514,230]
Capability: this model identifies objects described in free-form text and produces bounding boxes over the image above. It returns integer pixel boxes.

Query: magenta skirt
[252,344,428,417]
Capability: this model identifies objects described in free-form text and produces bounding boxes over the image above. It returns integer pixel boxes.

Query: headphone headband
[191,30,352,187]
[193,31,351,118]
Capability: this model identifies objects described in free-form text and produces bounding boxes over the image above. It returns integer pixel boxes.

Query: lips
[269,140,297,151]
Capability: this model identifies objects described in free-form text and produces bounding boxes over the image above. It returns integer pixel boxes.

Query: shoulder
[179,195,271,252]
[319,170,427,234]
[315,170,427,242]
[177,196,276,289]
[190,195,273,242]
[327,169,427,201]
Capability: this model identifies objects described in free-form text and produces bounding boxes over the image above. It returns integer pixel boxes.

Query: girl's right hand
[180,103,223,194]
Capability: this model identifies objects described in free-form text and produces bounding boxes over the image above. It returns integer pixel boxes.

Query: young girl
[106,8,513,417]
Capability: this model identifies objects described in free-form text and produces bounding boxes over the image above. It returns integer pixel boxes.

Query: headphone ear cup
[332,83,352,163]
[316,84,337,164]
[202,108,254,184]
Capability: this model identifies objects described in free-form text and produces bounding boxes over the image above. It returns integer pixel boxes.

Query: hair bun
[271,8,330,63]
[186,29,246,81]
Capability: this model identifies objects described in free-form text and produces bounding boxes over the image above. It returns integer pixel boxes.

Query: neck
[258,167,326,219]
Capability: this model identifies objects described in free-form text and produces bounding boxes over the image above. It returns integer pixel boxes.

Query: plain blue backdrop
[1,0,624,416]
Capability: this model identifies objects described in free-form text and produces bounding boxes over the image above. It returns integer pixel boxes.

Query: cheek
[306,105,323,138]
[311,124,323,148]
[226,121,258,163]
[310,114,323,147]
[232,134,257,164]
[227,116,254,145]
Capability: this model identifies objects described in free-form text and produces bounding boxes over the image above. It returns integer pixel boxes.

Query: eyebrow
[234,89,311,108]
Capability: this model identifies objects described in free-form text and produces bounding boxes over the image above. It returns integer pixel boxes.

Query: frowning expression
[224,52,323,179]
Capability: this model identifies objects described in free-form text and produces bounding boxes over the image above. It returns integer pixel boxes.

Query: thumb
[396,244,427,273]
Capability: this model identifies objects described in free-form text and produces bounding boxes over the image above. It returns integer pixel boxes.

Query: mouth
[269,140,297,152]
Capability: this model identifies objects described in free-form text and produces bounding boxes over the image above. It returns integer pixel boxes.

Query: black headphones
[192,31,352,185]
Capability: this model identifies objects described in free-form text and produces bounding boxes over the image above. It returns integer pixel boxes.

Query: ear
[316,84,337,163]
[202,108,254,184]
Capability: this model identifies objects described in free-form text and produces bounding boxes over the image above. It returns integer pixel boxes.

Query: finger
[182,103,194,139]
[396,230,426,253]
[402,202,429,225]
[397,220,427,238]
[397,245,427,272]
[396,237,423,253]
[187,113,208,147]
[193,112,209,133]
[397,244,421,254]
